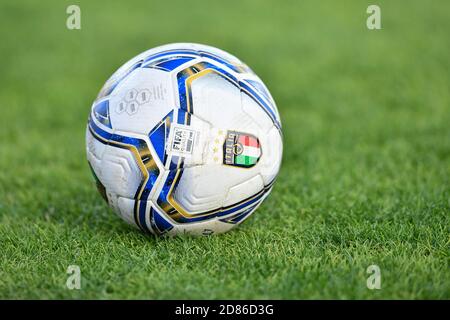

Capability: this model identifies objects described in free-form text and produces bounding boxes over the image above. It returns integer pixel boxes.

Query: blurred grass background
[0,0,448,299]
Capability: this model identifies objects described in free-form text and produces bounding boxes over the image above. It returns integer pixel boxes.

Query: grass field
[0,0,449,299]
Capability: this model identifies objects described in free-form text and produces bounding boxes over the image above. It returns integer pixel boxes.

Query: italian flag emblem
[223,131,261,168]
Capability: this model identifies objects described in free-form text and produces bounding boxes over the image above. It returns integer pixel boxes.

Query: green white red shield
[223,131,261,168]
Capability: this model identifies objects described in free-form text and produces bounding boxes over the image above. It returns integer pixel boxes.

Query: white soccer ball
[86,43,283,236]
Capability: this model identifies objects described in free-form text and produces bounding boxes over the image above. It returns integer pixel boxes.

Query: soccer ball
[86,43,283,236]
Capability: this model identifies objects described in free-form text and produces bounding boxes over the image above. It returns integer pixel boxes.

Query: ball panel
[172,165,227,213]
[173,163,265,214]
[108,68,175,135]
[241,90,274,134]
[223,174,264,207]
[190,72,246,129]
[116,196,139,228]
[99,145,143,199]
[259,126,283,185]
[86,128,106,167]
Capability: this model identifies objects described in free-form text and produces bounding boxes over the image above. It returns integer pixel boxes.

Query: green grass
[0,0,449,299]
